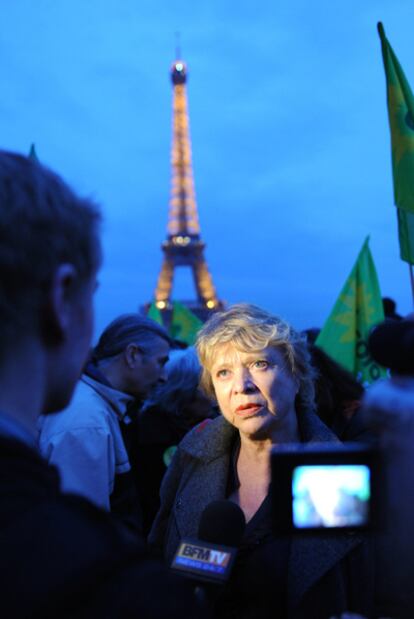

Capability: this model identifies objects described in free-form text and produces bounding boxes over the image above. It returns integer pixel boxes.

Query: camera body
[271,443,383,535]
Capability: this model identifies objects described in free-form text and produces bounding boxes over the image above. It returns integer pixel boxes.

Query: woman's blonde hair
[196,303,316,414]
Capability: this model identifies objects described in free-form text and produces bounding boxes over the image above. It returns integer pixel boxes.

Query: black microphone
[171,500,246,585]
[198,500,246,547]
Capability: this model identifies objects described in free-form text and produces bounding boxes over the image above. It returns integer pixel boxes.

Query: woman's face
[210,343,299,441]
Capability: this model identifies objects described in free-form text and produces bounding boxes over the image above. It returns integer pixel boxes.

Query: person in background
[382,296,402,321]
[367,314,414,377]
[137,347,217,534]
[330,372,414,619]
[38,313,171,532]
[0,150,198,617]
[365,316,414,618]
[150,303,373,619]
[301,329,370,443]
[306,343,371,442]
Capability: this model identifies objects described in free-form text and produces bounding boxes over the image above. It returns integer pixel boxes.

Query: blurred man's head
[91,314,172,399]
[0,151,101,413]
[368,317,414,376]
[362,377,414,618]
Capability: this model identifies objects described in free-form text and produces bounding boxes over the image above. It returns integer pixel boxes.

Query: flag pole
[410,264,414,308]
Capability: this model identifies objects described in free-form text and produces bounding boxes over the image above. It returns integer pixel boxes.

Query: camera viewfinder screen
[292,464,370,528]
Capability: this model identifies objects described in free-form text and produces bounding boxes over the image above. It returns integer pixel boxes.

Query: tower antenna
[175,31,181,59]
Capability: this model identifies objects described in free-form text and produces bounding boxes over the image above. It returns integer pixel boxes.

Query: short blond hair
[196,303,316,414]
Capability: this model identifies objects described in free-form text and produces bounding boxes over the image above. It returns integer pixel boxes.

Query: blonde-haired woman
[149,304,373,619]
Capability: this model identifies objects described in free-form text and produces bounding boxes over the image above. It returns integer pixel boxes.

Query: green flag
[147,302,164,326]
[378,22,414,215]
[378,23,414,263]
[315,238,386,385]
[170,301,203,345]
[397,207,414,263]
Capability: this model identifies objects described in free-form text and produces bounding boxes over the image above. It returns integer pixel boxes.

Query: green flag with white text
[169,302,203,345]
[378,22,414,263]
[315,238,386,385]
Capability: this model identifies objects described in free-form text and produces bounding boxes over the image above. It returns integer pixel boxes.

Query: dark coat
[149,413,374,619]
[134,405,186,535]
[0,436,202,619]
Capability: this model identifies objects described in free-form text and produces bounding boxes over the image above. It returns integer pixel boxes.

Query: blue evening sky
[2,0,414,338]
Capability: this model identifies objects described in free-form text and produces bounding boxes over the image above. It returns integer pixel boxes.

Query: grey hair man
[38,313,172,529]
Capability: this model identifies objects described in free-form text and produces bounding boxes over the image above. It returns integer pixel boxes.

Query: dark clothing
[135,405,190,535]
[331,405,376,443]
[217,495,291,619]
[216,437,290,618]
[113,403,144,531]
[149,413,375,619]
[0,436,200,618]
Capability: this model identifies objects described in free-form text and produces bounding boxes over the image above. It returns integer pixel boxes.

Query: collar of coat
[81,374,136,422]
[176,411,366,609]
[179,407,340,461]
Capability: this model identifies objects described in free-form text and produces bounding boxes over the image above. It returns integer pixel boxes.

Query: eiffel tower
[151,56,223,322]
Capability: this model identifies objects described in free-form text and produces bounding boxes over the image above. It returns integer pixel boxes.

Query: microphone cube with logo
[171,500,245,584]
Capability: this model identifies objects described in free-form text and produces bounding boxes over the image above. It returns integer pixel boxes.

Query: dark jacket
[0,436,201,618]
[149,413,374,619]
[135,405,186,535]
[135,403,219,535]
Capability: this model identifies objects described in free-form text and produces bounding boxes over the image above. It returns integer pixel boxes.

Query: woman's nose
[233,368,256,393]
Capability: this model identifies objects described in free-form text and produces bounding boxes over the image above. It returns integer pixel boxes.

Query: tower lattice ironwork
[152,57,223,319]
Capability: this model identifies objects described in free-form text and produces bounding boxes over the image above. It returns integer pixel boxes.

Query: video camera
[270,443,384,534]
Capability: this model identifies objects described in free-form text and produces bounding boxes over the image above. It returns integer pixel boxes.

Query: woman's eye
[216,369,230,378]
[252,360,268,370]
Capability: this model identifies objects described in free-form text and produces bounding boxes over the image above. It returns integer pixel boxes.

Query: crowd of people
[0,149,413,618]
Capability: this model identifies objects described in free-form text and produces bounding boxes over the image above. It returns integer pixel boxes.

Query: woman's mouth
[235,403,263,417]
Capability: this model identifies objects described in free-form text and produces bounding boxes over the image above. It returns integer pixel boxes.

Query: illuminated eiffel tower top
[152,57,223,319]
[168,59,200,238]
